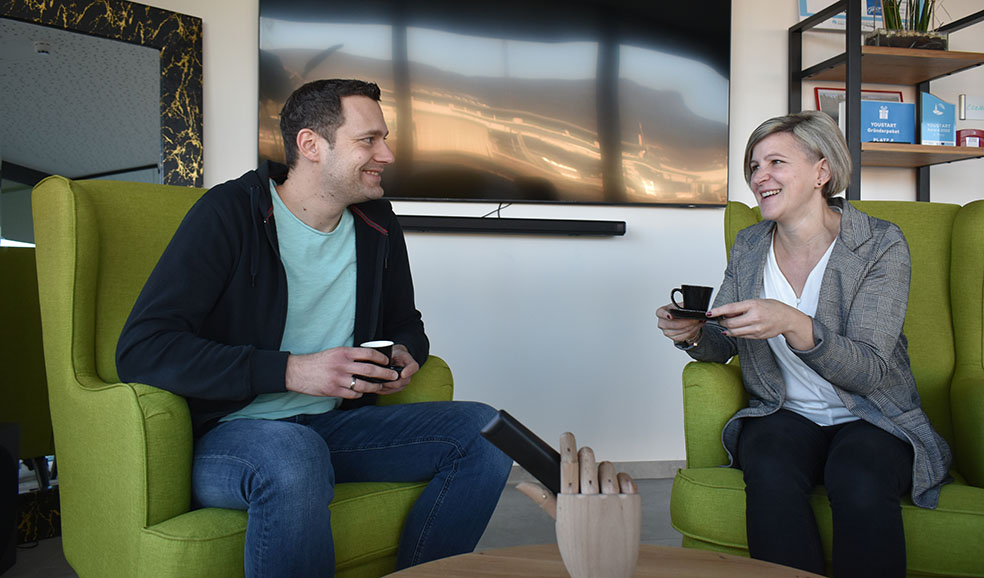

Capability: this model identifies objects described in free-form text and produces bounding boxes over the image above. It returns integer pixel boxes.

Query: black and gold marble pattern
[1,0,203,186]
[17,487,61,543]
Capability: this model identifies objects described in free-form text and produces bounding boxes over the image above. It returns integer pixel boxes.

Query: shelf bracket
[845,0,862,201]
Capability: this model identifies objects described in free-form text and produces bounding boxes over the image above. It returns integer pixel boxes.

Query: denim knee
[454,401,499,430]
[228,422,336,512]
[458,402,513,473]
[193,420,335,509]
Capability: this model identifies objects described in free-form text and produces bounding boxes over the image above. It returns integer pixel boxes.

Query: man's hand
[710,299,814,350]
[285,346,399,398]
[376,344,419,395]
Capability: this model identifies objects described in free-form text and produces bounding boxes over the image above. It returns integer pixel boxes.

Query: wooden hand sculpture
[516,432,641,578]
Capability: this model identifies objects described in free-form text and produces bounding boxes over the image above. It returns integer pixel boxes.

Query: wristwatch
[674,330,701,351]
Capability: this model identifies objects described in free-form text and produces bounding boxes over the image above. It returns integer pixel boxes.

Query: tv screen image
[258,0,730,207]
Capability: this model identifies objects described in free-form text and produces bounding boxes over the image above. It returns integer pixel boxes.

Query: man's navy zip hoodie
[116,161,429,437]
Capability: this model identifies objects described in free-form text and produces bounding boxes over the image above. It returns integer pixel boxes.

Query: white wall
[143,0,984,463]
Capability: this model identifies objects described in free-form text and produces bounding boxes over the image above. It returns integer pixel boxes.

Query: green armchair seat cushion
[32,175,453,578]
[137,481,430,578]
[672,468,984,577]
[670,200,984,577]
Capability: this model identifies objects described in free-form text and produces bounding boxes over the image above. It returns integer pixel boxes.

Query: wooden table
[386,544,824,577]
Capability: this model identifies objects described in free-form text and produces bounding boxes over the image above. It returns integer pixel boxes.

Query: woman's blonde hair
[743,111,851,198]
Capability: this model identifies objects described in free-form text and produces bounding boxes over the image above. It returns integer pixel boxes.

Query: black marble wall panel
[1,0,203,186]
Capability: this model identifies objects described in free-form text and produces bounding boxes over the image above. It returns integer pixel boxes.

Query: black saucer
[669,308,723,322]
[669,307,707,319]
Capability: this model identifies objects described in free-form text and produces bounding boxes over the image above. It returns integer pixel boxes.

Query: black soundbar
[397,215,626,236]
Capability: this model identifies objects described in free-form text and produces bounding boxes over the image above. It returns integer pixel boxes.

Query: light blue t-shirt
[222,180,358,421]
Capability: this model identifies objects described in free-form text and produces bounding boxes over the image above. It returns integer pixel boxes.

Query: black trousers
[737,409,913,578]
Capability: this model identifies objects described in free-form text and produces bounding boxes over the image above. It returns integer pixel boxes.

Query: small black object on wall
[398,215,626,236]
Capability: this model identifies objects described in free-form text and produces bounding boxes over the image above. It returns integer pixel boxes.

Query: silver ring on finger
[349,376,357,390]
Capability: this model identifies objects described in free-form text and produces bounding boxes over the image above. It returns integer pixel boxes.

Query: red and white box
[957,128,984,147]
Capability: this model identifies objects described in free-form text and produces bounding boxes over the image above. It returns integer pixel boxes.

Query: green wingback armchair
[670,200,984,577]
[31,175,455,578]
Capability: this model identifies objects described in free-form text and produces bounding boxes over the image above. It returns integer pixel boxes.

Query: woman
[656,111,950,577]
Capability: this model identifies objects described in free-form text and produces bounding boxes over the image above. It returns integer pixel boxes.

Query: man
[117,79,512,577]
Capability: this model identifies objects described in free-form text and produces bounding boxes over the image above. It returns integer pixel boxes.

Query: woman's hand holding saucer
[656,304,705,344]
[710,299,814,349]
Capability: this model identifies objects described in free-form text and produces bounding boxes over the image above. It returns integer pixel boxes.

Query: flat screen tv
[258,0,730,206]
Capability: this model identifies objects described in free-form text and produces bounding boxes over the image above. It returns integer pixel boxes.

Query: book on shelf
[921,93,956,146]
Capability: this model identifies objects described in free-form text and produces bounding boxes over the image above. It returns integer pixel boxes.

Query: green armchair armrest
[377,355,454,406]
[681,360,746,469]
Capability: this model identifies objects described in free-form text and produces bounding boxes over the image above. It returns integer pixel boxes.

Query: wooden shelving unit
[805,46,984,85]
[861,143,984,167]
[789,1,984,200]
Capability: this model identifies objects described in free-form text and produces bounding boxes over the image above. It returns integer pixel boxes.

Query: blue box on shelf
[860,101,916,143]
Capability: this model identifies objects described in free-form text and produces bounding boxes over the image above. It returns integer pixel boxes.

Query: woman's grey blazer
[687,197,951,508]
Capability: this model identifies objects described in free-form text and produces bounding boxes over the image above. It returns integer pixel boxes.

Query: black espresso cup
[359,340,403,383]
[671,285,714,312]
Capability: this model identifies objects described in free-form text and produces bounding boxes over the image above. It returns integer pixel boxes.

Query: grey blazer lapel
[815,199,872,334]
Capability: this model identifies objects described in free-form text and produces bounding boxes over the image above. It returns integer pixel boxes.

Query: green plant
[880,0,937,31]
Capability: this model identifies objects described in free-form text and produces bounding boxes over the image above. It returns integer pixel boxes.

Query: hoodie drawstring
[250,185,260,287]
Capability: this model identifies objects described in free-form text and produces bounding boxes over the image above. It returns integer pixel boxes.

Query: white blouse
[763,233,858,426]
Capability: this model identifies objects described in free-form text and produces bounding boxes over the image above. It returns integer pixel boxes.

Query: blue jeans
[191,401,512,577]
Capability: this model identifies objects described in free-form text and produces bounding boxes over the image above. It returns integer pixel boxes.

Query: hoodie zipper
[351,206,390,337]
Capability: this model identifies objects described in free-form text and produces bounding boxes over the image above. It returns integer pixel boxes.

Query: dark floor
[7,471,678,577]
